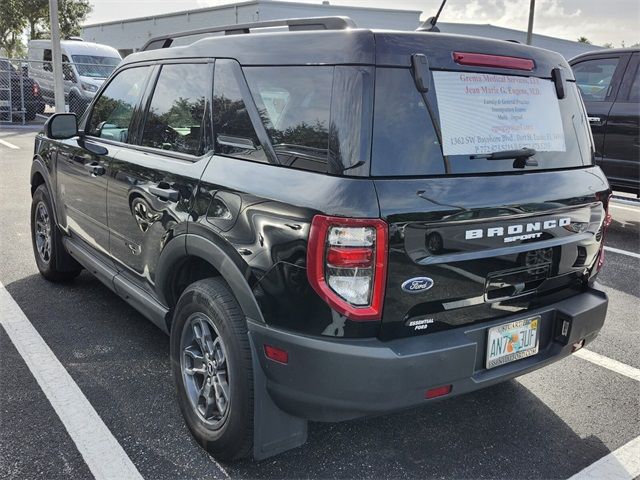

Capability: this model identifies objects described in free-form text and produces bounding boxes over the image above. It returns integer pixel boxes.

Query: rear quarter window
[244,66,332,173]
[244,65,373,174]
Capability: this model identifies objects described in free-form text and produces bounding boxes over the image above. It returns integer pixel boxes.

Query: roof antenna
[417,0,447,32]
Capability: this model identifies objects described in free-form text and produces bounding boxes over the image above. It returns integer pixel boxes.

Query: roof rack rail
[141,16,357,51]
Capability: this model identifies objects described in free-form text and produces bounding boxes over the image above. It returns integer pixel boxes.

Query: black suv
[570,48,640,196]
[30,17,610,461]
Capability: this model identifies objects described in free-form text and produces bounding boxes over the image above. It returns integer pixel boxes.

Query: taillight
[453,52,535,71]
[596,193,613,273]
[307,215,388,321]
[32,82,40,96]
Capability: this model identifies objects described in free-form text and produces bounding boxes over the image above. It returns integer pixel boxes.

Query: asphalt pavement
[1,127,639,480]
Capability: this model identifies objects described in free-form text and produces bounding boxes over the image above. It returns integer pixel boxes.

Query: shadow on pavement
[4,273,612,479]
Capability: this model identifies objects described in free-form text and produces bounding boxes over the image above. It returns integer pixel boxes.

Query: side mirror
[46,113,78,139]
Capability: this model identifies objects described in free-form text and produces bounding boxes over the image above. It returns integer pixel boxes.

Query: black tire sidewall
[31,185,57,276]
[170,279,253,460]
[30,184,80,281]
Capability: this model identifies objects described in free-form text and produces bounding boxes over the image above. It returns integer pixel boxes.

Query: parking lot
[1,127,638,479]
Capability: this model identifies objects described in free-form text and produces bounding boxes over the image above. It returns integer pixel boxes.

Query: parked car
[29,17,611,461]
[570,48,640,196]
[27,39,121,115]
[0,58,45,121]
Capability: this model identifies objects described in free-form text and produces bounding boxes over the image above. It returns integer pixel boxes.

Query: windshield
[371,68,593,176]
[71,55,120,78]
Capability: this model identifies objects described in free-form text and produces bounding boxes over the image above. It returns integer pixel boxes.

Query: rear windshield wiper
[471,148,538,168]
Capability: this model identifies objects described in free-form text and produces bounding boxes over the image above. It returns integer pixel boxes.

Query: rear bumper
[248,286,608,422]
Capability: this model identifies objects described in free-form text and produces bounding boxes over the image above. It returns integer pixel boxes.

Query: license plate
[486,316,540,369]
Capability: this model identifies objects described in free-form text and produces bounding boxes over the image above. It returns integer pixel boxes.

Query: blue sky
[86,0,639,47]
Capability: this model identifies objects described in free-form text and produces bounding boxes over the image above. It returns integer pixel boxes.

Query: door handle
[84,162,105,176]
[588,116,602,124]
[149,184,180,202]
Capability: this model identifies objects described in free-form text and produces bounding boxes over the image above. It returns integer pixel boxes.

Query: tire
[170,278,254,461]
[30,184,82,282]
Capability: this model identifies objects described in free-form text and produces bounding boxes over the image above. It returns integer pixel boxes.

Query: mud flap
[249,333,308,460]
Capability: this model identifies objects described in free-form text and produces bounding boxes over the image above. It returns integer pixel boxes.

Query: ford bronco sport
[30,17,610,461]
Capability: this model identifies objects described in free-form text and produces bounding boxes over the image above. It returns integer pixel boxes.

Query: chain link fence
[1,57,118,124]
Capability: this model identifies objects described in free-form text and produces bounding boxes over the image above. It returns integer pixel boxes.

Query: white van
[27,39,121,114]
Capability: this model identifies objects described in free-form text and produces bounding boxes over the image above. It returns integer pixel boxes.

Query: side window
[244,66,332,172]
[140,63,211,156]
[212,60,267,163]
[87,66,150,142]
[573,57,619,101]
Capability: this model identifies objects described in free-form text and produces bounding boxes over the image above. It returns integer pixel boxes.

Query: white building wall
[81,1,598,60]
[258,2,419,30]
[82,0,420,55]
[437,22,603,59]
[82,3,261,53]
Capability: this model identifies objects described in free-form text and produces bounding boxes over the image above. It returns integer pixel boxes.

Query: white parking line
[574,349,640,382]
[0,282,144,480]
[604,246,640,260]
[568,435,640,480]
[0,138,20,149]
[611,204,640,213]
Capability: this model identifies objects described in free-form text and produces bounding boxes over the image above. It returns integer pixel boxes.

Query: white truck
[27,39,121,114]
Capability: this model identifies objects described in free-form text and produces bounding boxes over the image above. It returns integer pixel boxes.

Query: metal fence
[0,57,120,124]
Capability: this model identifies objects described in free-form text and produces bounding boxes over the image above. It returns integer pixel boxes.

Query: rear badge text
[465,218,571,243]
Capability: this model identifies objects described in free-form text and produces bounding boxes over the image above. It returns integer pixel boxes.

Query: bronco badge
[401,277,434,293]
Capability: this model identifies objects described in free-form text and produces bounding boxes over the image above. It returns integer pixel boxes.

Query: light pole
[526,0,536,45]
[48,0,65,112]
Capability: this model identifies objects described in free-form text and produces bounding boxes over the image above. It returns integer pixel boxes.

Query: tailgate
[375,168,609,340]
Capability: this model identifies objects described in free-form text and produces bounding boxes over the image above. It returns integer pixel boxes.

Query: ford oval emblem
[401,277,434,294]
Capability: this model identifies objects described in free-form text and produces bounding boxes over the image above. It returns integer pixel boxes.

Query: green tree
[0,0,92,57]
[601,42,614,49]
[58,0,92,38]
[0,0,26,57]
[24,0,92,39]
[577,36,592,44]
[22,0,48,40]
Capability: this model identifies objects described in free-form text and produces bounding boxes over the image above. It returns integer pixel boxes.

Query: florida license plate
[486,316,540,369]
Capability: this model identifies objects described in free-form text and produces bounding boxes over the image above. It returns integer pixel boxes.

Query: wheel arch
[30,158,49,195]
[30,158,61,226]
[157,234,265,332]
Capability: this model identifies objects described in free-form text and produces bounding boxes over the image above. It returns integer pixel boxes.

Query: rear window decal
[433,71,566,156]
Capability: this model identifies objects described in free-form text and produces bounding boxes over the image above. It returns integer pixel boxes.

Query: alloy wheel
[180,313,231,426]
[34,201,52,264]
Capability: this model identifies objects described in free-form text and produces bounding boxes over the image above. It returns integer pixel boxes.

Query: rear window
[371,68,592,176]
